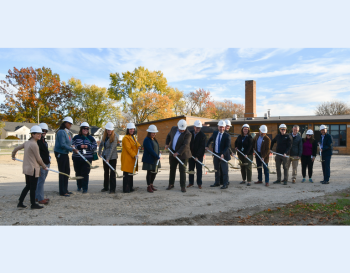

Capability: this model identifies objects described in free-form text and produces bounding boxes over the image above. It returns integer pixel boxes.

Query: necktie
[218,133,222,153]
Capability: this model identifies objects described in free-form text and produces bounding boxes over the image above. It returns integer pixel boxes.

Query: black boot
[17,202,27,209]
[31,204,44,209]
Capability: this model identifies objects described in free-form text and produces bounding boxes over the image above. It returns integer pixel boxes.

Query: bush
[5,135,20,140]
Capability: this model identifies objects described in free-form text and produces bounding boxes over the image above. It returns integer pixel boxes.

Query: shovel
[206,149,239,169]
[168,148,195,174]
[72,146,99,169]
[253,149,276,174]
[270,151,299,161]
[229,148,248,166]
[318,143,325,162]
[100,156,124,178]
[151,152,162,174]
[13,158,84,180]
[191,156,217,173]
[129,149,140,176]
[236,149,262,169]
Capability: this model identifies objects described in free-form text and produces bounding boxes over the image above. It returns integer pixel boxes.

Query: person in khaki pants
[288,125,303,183]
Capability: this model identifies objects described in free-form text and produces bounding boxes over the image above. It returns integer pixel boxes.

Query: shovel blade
[128,172,138,176]
[70,176,84,180]
[90,166,99,169]
[187,171,196,174]
[240,163,249,166]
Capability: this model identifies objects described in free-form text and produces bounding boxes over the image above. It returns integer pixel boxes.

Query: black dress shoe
[220,185,228,189]
[17,202,27,209]
[101,188,109,192]
[31,204,44,209]
[166,185,174,190]
[210,184,220,187]
[67,192,73,194]
[322,181,329,184]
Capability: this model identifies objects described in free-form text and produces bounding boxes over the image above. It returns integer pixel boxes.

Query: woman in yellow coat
[121,123,141,193]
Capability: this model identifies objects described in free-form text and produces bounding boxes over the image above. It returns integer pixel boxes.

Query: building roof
[136,115,216,126]
[206,115,350,125]
[2,122,55,133]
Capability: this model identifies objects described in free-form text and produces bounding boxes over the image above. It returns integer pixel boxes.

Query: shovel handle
[206,149,228,163]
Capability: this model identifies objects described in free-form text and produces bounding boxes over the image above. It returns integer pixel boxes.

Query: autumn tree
[68,78,121,127]
[0,67,74,127]
[185,89,215,117]
[213,100,245,119]
[0,121,5,137]
[315,101,350,116]
[166,87,186,116]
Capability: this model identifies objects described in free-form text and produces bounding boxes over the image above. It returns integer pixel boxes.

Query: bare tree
[315,101,350,116]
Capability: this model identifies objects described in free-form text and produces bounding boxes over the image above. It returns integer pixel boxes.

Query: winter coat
[121,134,141,173]
[37,136,50,165]
[271,133,292,155]
[319,133,333,157]
[54,129,73,154]
[235,134,253,156]
[142,136,160,165]
[252,134,271,163]
[302,138,318,157]
[289,133,303,157]
[98,135,119,160]
[72,134,97,161]
[165,126,192,160]
[12,138,47,177]
[190,130,206,158]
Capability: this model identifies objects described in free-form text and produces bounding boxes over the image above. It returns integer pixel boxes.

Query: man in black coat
[187,120,206,189]
[318,125,333,184]
[206,120,231,189]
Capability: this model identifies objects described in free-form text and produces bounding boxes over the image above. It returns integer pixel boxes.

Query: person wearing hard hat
[187,120,206,189]
[12,125,48,209]
[252,125,271,186]
[301,129,318,183]
[271,124,292,185]
[35,123,51,204]
[288,125,303,183]
[54,117,78,197]
[235,124,254,186]
[224,119,232,133]
[206,120,231,189]
[165,119,192,192]
[72,122,97,193]
[318,125,333,184]
[121,123,141,193]
[99,122,119,193]
[142,125,161,193]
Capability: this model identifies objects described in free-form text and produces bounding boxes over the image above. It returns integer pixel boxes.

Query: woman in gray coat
[98,122,119,193]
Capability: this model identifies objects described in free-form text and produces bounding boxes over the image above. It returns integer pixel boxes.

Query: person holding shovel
[98,122,119,194]
[121,123,141,193]
[142,125,161,193]
[72,122,97,194]
[165,119,192,193]
[301,129,318,183]
[54,117,78,197]
[318,125,333,184]
[235,124,253,186]
[252,125,271,187]
[12,125,48,209]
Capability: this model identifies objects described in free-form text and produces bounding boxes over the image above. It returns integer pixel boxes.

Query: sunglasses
[280,129,286,131]
[42,130,48,133]
[82,127,89,130]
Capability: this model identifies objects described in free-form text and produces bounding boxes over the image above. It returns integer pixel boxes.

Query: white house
[0,122,56,141]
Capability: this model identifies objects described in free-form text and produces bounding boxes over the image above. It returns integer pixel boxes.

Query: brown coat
[252,134,271,163]
[165,126,192,160]
[12,138,47,177]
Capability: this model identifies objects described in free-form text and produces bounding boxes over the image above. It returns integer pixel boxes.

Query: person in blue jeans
[318,125,333,184]
[253,125,271,186]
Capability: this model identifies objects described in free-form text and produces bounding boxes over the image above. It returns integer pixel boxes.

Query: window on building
[249,125,260,133]
[46,135,51,140]
[314,124,346,147]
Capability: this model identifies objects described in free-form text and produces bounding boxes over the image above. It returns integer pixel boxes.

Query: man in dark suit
[187,120,206,189]
[319,125,333,184]
[206,120,231,189]
[165,119,192,192]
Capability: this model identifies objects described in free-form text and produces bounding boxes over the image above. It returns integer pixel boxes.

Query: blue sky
[1,48,350,117]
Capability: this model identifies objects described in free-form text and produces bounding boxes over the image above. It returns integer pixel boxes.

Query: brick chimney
[244,80,256,118]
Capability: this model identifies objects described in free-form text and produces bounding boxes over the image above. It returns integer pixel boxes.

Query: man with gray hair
[288,125,303,183]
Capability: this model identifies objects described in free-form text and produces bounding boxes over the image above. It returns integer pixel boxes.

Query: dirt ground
[0,153,349,225]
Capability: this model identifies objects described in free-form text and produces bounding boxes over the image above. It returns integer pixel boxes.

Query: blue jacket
[54,130,73,154]
[72,134,97,161]
[206,131,231,161]
[319,133,333,157]
[142,137,160,164]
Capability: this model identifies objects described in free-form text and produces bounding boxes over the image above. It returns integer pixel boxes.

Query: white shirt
[215,132,223,153]
[172,130,182,151]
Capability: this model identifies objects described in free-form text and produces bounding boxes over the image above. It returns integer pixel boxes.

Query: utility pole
[37,105,42,124]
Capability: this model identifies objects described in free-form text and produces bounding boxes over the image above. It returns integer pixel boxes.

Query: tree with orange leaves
[0,67,74,128]
[213,99,245,119]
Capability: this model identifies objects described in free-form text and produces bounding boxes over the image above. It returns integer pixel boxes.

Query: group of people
[11,116,333,209]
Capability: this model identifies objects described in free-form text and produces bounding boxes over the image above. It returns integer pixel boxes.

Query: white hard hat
[177,119,187,130]
[194,120,202,128]
[30,125,43,134]
[80,122,89,127]
[306,129,314,135]
[127,123,136,129]
[218,120,226,127]
[63,116,73,124]
[224,120,232,127]
[146,124,158,133]
[279,124,287,129]
[242,124,250,128]
[39,123,48,130]
[105,122,114,131]
[259,125,268,133]
[319,125,327,131]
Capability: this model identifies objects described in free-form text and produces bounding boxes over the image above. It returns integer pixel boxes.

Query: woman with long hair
[301,129,318,183]
[235,124,253,186]
[98,122,119,193]
[54,117,78,197]
[121,123,141,193]
[142,125,161,193]
[12,125,48,209]
[72,122,97,193]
